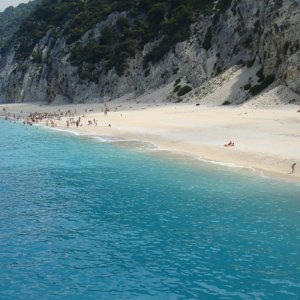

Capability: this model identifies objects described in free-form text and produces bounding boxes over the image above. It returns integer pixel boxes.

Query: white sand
[1,93,300,182]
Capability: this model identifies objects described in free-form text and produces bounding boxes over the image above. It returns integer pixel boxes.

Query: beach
[1,97,300,182]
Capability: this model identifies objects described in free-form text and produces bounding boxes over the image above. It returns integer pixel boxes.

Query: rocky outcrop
[258,0,300,93]
[0,0,299,104]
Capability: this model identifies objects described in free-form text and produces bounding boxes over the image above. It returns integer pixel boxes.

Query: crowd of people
[5,107,102,128]
[22,111,64,126]
[20,108,101,129]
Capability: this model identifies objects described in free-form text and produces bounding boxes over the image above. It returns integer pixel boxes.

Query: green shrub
[174,78,181,86]
[31,50,42,63]
[217,66,222,74]
[244,83,252,90]
[144,37,172,65]
[256,67,265,82]
[242,35,252,48]
[246,59,255,68]
[215,0,232,13]
[173,67,179,74]
[174,85,181,93]
[202,27,212,50]
[117,17,130,31]
[70,43,84,64]
[177,85,192,96]
[148,3,166,24]
[222,100,231,105]
[250,74,275,96]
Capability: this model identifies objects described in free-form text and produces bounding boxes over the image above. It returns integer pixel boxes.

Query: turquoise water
[0,119,300,300]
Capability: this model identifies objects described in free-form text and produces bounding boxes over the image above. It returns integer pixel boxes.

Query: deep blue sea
[0,119,300,300]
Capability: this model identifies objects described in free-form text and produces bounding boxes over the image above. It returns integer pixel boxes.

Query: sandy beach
[1,96,300,182]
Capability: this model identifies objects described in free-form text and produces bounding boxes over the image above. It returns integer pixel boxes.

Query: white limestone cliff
[0,0,299,104]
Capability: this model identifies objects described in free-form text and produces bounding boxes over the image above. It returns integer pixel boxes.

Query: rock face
[0,0,299,104]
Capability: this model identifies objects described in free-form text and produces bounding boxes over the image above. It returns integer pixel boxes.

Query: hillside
[0,0,299,104]
[0,0,41,50]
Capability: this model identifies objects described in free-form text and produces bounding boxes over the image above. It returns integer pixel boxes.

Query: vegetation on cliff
[6,0,231,77]
[0,0,41,50]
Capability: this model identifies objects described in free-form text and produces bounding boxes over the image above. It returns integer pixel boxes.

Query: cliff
[0,0,41,50]
[0,0,299,104]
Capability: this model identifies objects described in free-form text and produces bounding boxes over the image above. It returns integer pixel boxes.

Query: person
[224,141,234,147]
[290,163,296,174]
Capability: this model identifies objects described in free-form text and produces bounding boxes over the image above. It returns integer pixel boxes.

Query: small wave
[93,136,151,144]
[45,127,81,136]
[146,146,257,172]
[198,282,252,299]
[197,157,256,171]
[264,278,300,288]
[92,136,125,143]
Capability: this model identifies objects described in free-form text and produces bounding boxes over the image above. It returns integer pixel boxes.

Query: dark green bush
[31,50,42,63]
[174,78,181,86]
[256,67,265,82]
[250,74,275,96]
[222,100,231,105]
[174,85,181,93]
[202,27,212,50]
[217,66,222,74]
[177,85,192,96]
[246,59,255,68]
[244,83,252,90]
[173,67,179,74]
[117,17,130,31]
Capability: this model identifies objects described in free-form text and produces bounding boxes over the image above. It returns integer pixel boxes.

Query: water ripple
[0,120,300,299]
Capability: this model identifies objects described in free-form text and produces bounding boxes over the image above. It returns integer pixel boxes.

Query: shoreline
[1,101,300,183]
[3,119,300,184]
[41,123,300,184]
